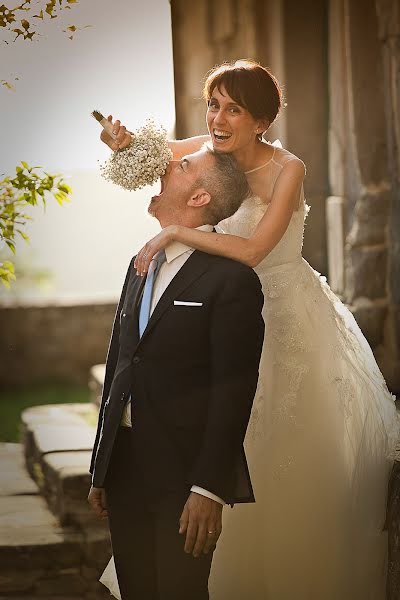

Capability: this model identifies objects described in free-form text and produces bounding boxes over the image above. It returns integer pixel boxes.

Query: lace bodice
[217,144,308,278]
[218,193,307,275]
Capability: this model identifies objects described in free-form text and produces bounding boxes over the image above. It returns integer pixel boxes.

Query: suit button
[133,356,140,364]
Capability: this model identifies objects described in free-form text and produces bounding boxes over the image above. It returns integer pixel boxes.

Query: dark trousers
[104,427,214,600]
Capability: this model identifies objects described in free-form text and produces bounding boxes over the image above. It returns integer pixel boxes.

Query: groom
[88,147,264,600]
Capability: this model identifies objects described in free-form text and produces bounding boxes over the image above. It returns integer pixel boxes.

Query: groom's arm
[189,265,265,501]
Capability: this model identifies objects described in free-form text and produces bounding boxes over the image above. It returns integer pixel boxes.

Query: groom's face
[148,149,214,227]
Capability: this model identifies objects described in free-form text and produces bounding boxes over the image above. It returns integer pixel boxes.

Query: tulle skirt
[208,258,398,599]
[100,556,121,600]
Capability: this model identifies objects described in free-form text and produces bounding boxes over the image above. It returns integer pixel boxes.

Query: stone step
[21,404,99,527]
[0,442,38,497]
[0,443,111,599]
[42,450,99,527]
[89,364,106,408]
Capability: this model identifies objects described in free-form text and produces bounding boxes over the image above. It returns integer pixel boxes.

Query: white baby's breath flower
[100,119,173,191]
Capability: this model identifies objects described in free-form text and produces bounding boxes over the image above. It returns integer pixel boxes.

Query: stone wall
[328,0,400,391]
[375,0,400,395]
[0,299,116,386]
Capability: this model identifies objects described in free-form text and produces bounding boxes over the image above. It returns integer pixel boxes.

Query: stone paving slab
[21,403,95,428]
[0,495,69,546]
[44,450,92,472]
[0,443,38,497]
[32,425,95,455]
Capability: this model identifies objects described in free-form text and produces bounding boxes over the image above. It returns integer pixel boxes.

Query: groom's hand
[179,492,223,558]
[87,486,108,519]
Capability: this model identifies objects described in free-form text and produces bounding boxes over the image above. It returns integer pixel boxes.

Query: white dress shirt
[120,224,225,505]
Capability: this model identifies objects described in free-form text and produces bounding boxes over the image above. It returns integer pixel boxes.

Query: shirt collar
[165,224,213,263]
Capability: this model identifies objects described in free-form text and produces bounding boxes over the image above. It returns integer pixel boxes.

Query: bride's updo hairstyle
[203,59,283,136]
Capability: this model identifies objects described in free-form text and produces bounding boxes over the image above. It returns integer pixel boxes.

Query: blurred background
[0,0,175,300]
[0,2,399,598]
[1,0,398,392]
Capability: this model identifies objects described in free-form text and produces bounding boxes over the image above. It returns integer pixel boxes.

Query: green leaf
[1,80,15,91]
[0,276,11,289]
[3,261,15,273]
[21,161,29,169]
[16,230,29,241]
[6,240,15,253]
[57,182,72,194]
[54,191,67,204]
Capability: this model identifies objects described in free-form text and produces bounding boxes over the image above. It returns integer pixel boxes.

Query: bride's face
[206,85,265,154]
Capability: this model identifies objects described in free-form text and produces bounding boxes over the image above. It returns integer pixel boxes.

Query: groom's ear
[187,189,211,208]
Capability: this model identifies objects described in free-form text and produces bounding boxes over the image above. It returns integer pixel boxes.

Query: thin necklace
[244,146,277,175]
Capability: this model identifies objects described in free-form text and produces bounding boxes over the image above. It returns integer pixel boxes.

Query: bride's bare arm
[134,158,306,274]
[168,136,211,159]
[100,115,210,157]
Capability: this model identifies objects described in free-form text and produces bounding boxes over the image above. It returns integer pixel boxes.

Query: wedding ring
[207,530,215,535]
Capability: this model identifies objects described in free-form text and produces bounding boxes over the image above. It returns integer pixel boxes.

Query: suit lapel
[138,250,212,343]
[125,269,146,345]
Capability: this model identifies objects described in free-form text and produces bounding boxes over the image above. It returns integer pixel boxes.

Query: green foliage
[0,162,73,286]
[1,1,91,88]
[0,0,83,43]
[0,3,83,284]
[0,383,90,442]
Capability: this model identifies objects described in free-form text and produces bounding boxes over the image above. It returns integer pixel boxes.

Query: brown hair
[203,59,283,131]
[194,145,251,225]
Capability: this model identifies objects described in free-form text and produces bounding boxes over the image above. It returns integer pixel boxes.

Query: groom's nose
[168,160,179,168]
[165,160,179,176]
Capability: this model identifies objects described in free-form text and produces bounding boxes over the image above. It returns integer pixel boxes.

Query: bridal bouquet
[99,119,172,191]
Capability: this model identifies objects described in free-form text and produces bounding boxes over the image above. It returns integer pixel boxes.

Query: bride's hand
[134,226,177,276]
[100,115,133,151]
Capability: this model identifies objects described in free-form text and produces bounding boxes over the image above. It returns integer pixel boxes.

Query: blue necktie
[138,250,167,337]
[121,250,167,426]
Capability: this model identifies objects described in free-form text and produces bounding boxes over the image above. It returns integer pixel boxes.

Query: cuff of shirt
[190,485,225,505]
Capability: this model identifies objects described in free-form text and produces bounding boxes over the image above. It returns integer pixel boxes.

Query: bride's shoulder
[273,145,306,178]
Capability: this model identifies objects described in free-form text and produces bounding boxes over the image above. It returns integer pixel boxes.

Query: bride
[99,60,398,599]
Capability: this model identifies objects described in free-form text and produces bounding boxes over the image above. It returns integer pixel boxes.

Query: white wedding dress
[100,147,398,600]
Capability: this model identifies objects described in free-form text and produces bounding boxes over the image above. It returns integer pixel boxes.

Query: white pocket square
[174,300,203,306]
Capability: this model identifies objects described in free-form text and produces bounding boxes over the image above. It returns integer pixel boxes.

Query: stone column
[281,0,329,274]
[375,0,400,393]
[328,0,394,383]
[171,0,259,139]
[375,3,400,593]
